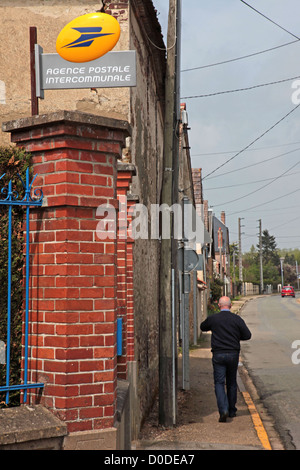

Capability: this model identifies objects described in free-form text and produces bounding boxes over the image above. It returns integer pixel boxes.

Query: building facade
[0,0,166,445]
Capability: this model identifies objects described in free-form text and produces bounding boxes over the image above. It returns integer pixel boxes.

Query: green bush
[0,146,31,407]
[210,277,224,302]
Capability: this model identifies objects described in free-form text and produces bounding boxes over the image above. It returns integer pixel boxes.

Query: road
[240,294,300,450]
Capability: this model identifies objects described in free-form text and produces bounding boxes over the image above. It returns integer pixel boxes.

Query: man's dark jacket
[200,309,251,353]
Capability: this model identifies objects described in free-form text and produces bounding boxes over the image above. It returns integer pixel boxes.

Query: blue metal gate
[0,168,44,404]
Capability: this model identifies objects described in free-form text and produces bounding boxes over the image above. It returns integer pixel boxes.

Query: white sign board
[35,45,136,98]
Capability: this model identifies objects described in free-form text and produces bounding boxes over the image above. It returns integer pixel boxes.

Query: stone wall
[128,3,165,430]
[0,0,166,439]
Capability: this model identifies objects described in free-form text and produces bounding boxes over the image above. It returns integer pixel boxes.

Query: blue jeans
[212,352,239,416]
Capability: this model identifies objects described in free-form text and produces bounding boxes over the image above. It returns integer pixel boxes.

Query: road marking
[242,391,272,450]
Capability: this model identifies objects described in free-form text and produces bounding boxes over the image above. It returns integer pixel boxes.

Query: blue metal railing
[117,317,123,356]
[0,168,44,404]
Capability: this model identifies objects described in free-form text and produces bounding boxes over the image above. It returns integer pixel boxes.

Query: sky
[152,0,300,253]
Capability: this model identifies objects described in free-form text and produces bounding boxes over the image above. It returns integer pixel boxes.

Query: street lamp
[280,257,285,288]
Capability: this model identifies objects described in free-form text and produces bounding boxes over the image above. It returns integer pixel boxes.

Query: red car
[281,286,295,298]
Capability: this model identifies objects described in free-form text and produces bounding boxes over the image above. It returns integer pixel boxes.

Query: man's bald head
[218,296,232,310]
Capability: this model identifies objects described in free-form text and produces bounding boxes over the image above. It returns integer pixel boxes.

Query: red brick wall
[126,196,138,363]
[4,111,130,433]
[116,163,136,379]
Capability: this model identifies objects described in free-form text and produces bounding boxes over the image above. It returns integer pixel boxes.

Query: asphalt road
[241,294,300,450]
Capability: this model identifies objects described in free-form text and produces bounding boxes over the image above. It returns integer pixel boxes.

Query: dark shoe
[229,412,236,418]
[219,412,228,422]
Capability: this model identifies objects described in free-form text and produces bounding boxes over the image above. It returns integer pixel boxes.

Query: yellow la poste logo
[56,13,121,63]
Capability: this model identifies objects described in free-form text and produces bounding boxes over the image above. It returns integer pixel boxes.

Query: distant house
[212,212,231,296]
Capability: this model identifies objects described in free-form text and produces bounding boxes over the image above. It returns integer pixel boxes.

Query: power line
[204,147,300,180]
[269,215,300,231]
[181,40,299,73]
[181,74,300,100]
[231,203,300,214]
[276,234,300,238]
[212,159,300,207]
[192,140,300,157]
[205,168,300,190]
[200,148,300,207]
[202,104,300,180]
[228,187,300,216]
[240,1,300,40]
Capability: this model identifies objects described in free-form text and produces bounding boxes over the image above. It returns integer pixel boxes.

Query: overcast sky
[152,0,300,253]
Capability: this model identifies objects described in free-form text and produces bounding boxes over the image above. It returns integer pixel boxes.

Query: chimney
[221,211,226,225]
[192,168,203,208]
[204,200,209,231]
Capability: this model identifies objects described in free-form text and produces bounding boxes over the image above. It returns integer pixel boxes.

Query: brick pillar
[3,111,130,435]
[116,162,136,380]
[126,194,139,363]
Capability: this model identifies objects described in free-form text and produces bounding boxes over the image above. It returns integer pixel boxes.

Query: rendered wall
[0,0,166,437]
[0,0,130,146]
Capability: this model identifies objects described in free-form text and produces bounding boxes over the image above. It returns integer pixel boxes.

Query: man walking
[200,296,251,422]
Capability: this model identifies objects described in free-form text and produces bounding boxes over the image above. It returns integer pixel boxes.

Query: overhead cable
[192,139,300,157]
[202,104,300,180]
[212,160,300,207]
[270,215,300,231]
[205,147,300,180]
[240,0,300,40]
[181,74,300,99]
[181,40,299,73]
[227,187,300,216]
[205,168,300,190]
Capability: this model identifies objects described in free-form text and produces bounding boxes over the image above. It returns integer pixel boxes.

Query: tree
[263,261,280,288]
[281,263,297,286]
[210,276,224,302]
[229,242,239,280]
[242,232,281,288]
[243,245,259,284]
[284,252,295,265]
[259,229,280,266]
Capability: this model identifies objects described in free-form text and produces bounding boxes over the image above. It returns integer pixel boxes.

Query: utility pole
[159,0,182,427]
[280,257,285,288]
[218,227,223,281]
[30,27,39,116]
[232,249,236,298]
[181,198,190,391]
[238,218,244,284]
[258,219,264,294]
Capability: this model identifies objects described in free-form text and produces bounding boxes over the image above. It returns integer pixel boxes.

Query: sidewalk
[134,297,284,451]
